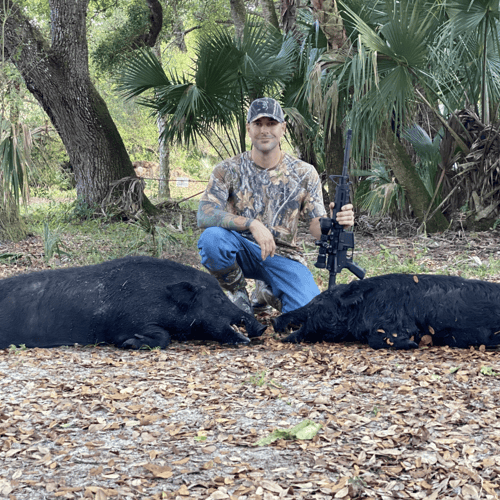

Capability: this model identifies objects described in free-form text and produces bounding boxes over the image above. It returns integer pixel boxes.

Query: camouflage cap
[247,98,285,123]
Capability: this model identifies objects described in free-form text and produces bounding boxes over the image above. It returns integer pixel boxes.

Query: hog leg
[367,329,418,350]
[281,325,309,344]
[272,309,307,335]
[119,326,172,349]
[432,327,494,348]
[242,317,267,338]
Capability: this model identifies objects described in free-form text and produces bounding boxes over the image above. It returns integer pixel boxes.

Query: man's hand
[249,220,276,261]
[330,202,354,228]
[309,204,355,240]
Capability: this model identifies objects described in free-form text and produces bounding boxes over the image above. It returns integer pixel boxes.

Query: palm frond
[445,0,498,34]
[116,49,170,102]
[0,119,30,204]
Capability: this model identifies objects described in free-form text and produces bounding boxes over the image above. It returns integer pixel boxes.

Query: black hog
[273,274,500,350]
[0,256,266,349]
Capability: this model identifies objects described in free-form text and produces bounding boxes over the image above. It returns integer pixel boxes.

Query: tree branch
[132,0,163,49]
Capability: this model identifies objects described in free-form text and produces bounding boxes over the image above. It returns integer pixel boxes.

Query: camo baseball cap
[247,98,285,123]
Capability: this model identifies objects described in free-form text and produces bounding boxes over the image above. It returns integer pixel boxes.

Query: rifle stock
[314,129,366,289]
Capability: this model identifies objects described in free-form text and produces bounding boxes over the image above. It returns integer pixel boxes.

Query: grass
[12,187,500,283]
[304,232,500,289]
[19,189,201,267]
[245,370,282,389]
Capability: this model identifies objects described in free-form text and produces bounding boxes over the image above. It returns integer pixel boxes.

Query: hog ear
[167,281,199,312]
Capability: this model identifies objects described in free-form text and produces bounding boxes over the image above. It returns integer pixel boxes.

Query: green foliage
[95,78,159,163]
[480,366,498,377]
[133,214,179,257]
[92,1,151,74]
[29,135,73,194]
[401,125,442,198]
[68,198,100,221]
[281,14,328,168]
[245,370,282,389]
[117,20,296,156]
[42,222,72,262]
[255,420,322,446]
[8,344,27,354]
[353,162,407,218]
[22,194,200,267]
[438,0,500,124]
[352,124,443,219]
[0,118,30,205]
[339,0,445,159]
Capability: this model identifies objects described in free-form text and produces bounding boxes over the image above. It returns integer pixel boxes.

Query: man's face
[246,116,286,154]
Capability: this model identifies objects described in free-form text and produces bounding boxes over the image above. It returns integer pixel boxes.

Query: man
[197,97,354,314]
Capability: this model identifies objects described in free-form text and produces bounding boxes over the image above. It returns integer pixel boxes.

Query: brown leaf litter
[0,335,499,499]
[1,225,500,499]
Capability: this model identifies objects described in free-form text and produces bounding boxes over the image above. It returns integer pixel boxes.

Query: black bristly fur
[273,274,500,350]
[0,256,266,349]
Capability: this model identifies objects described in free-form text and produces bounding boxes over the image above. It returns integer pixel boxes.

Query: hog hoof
[282,328,306,344]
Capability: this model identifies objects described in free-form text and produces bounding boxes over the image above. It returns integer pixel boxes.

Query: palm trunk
[324,123,345,204]
[281,0,298,35]
[379,126,448,233]
[154,45,171,199]
[311,0,348,51]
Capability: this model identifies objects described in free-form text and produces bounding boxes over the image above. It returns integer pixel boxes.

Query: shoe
[251,280,282,313]
[208,262,253,315]
[226,288,253,316]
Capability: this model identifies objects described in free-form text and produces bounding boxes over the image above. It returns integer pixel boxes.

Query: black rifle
[315,129,366,289]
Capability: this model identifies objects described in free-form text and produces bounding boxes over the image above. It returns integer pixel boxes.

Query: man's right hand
[249,220,276,261]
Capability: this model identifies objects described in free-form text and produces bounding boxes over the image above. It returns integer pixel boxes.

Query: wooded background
[2,0,500,237]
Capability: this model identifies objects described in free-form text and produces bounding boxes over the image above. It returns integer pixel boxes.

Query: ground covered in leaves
[1,215,500,499]
[1,337,499,500]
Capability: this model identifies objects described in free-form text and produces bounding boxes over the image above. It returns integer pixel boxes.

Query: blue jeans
[197,227,320,313]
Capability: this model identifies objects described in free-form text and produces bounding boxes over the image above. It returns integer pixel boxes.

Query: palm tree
[117,21,296,159]
[0,117,29,240]
[334,0,450,232]
[334,0,500,228]
[439,0,500,126]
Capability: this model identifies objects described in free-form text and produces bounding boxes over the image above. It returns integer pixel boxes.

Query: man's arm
[309,203,355,239]
[197,200,253,231]
[197,164,255,231]
[197,162,277,261]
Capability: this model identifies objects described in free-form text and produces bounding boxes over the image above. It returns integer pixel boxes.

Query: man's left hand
[330,202,354,228]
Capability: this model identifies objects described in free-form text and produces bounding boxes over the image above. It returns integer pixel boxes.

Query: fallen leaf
[143,464,173,479]
[260,480,283,493]
[177,484,190,496]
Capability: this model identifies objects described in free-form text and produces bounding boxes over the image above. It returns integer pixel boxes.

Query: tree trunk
[324,123,345,204]
[311,0,348,51]
[156,111,171,200]
[281,0,298,35]
[0,0,151,208]
[157,130,171,199]
[153,44,171,200]
[261,0,280,30]
[0,187,26,242]
[230,0,246,40]
[379,126,449,233]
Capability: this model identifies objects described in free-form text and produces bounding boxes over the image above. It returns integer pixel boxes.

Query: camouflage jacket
[197,151,327,265]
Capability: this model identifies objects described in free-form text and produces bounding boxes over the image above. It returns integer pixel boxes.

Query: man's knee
[198,227,232,250]
[198,227,241,271]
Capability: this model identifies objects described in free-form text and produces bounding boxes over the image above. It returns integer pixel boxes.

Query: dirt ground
[1,215,500,499]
